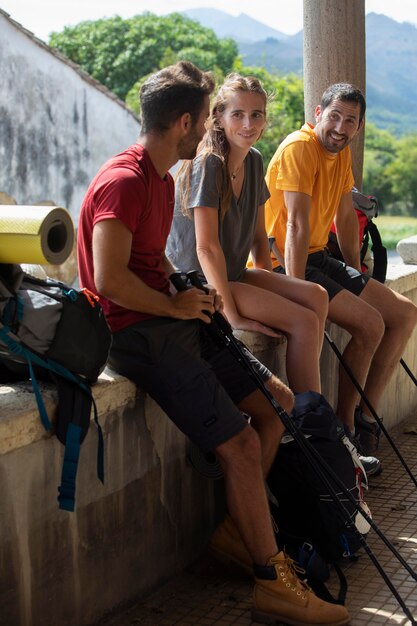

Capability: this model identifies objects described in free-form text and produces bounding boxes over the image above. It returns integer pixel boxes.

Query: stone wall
[0,10,140,223]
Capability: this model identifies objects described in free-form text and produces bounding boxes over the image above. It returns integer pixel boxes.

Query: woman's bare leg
[229,280,322,393]
[242,268,329,352]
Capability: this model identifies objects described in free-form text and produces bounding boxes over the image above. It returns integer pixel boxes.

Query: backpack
[0,263,112,511]
[267,391,371,604]
[327,188,387,283]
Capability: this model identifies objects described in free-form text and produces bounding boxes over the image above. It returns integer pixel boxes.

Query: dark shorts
[108,317,271,452]
[274,249,370,301]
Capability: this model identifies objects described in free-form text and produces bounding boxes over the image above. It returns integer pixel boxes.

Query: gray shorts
[274,249,370,301]
[108,317,271,452]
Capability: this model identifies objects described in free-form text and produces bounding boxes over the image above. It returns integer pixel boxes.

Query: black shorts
[108,317,271,452]
[274,249,370,301]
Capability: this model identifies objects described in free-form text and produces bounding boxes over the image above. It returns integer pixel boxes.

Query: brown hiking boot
[210,515,252,572]
[253,552,350,625]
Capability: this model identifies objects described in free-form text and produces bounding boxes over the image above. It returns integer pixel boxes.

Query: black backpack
[327,188,387,283]
[267,391,371,604]
[0,263,112,511]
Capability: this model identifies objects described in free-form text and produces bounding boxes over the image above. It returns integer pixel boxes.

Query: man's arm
[161,251,176,279]
[334,190,361,271]
[92,219,215,323]
[250,204,273,271]
[283,191,312,279]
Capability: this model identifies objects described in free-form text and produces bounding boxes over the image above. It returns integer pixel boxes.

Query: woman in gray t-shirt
[168,74,328,394]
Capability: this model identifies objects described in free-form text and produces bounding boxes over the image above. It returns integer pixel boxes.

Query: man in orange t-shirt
[265,83,417,470]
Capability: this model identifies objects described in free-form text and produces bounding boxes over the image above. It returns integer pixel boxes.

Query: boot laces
[270,552,312,597]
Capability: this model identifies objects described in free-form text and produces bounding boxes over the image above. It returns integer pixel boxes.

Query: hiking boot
[354,407,381,456]
[210,515,252,572]
[253,552,350,625]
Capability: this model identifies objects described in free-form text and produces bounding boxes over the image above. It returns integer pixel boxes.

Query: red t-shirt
[77,144,175,332]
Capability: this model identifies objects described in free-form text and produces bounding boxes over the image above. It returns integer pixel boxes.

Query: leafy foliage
[364,124,417,216]
[384,135,417,216]
[49,12,238,100]
[363,123,396,208]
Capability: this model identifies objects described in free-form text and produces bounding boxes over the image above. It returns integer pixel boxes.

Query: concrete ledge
[397,234,417,265]
[0,369,136,455]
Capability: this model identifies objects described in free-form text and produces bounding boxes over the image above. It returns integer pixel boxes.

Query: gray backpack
[0,263,112,511]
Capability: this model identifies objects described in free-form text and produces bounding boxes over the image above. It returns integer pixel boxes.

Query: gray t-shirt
[167,148,270,281]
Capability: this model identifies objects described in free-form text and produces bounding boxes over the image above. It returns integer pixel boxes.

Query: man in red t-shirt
[77,61,349,626]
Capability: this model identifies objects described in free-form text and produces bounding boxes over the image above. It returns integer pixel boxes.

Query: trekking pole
[324,330,417,489]
[170,270,417,623]
[400,357,417,388]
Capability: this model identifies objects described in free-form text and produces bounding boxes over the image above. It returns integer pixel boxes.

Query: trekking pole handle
[170,270,216,323]
[186,270,208,293]
[169,271,189,292]
[187,270,235,334]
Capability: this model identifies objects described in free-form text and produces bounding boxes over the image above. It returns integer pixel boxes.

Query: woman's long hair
[176,73,270,220]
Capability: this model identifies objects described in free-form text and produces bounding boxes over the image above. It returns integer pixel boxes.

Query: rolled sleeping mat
[0,205,74,265]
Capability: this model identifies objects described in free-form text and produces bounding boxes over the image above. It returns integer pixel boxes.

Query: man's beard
[178,127,201,160]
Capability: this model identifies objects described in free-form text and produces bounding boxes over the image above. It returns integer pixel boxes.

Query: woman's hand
[227,314,281,338]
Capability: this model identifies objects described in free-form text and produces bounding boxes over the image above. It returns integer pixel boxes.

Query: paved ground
[95,417,417,626]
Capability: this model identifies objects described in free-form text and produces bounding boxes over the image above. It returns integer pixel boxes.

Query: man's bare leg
[238,376,292,475]
[328,289,385,431]
[358,280,417,411]
[215,424,277,564]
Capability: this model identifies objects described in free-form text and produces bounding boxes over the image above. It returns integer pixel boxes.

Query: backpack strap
[277,533,348,606]
[57,422,85,512]
[367,221,387,283]
[0,325,52,429]
[0,324,104,511]
[55,377,104,512]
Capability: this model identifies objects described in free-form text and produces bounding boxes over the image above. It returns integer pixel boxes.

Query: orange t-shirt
[264,123,355,265]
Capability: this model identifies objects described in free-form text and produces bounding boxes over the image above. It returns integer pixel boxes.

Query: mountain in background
[183,8,289,42]
[183,9,417,135]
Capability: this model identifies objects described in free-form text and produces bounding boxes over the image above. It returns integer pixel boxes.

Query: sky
[1,0,417,42]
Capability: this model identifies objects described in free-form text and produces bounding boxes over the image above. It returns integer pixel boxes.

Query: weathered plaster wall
[0,374,222,626]
[0,10,141,223]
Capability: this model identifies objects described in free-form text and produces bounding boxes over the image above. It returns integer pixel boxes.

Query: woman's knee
[287,305,320,339]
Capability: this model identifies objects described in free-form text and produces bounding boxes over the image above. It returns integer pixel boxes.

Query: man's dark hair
[320,83,366,123]
[139,61,215,134]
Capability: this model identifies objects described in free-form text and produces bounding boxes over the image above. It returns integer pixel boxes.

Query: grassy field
[373,215,417,249]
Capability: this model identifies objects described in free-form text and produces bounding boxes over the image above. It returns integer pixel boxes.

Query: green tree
[362,123,397,209]
[49,12,238,101]
[385,134,417,215]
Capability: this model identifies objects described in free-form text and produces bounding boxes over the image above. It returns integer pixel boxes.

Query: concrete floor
[95,416,417,626]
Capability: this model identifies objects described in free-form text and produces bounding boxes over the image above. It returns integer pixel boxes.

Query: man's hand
[204,283,224,314]
[170,287,216,323]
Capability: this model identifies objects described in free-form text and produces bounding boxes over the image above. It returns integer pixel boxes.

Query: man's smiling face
[314,98,364,154]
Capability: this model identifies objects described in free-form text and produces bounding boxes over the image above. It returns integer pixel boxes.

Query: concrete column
[303,0,366,188]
